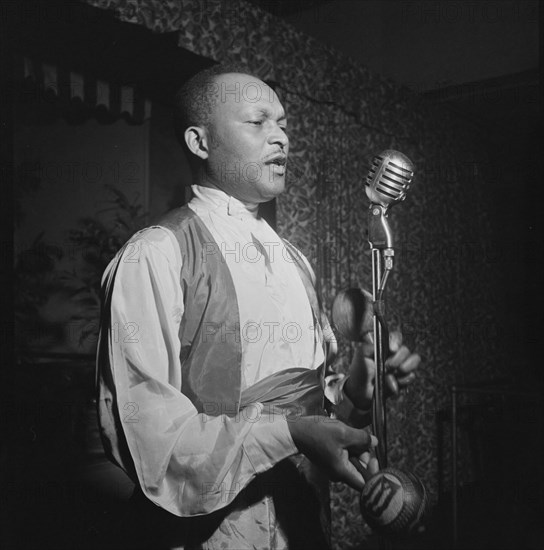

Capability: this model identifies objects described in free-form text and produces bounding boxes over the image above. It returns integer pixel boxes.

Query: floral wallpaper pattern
[82,1,504,547]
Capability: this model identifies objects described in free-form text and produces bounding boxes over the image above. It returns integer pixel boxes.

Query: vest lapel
[158,206,243,416]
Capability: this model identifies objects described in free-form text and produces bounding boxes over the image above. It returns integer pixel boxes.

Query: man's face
[204,73,289,204]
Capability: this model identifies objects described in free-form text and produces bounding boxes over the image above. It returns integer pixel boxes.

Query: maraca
[350,456,427,537]
[333,288,427,537]
[331,287,372,342]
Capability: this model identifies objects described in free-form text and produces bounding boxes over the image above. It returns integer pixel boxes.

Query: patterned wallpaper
[82,0,505,547]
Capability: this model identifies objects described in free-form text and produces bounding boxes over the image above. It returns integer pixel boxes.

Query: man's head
[174,64,289,204]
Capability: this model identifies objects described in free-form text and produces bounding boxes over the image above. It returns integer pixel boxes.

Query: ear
[184,126,209,160]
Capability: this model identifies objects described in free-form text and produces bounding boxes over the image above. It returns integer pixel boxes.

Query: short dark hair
[173,62,252,144]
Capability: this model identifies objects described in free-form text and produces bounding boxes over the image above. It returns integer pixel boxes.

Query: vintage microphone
[365,150,414,467]
[332,151,427,538]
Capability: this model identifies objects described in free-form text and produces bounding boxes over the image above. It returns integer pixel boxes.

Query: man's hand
[344,329,421,411]
[383,330,420,396]
[331,288,421,411]
[350,451,380,482]
[286,416,377,492]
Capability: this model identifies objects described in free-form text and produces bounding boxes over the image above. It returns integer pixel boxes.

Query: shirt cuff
[242,403,298,474]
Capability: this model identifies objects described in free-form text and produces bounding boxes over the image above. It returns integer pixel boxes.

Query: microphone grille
[366,150,414,206]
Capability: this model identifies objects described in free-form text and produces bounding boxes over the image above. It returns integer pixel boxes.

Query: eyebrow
[251,107,287,122]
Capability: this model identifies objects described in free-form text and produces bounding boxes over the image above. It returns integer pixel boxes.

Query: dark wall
[285,0,539,92]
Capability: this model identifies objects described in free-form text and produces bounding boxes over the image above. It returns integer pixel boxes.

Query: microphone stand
[367,204,394,470]
[349,153,425,545]
[368,203,396,550]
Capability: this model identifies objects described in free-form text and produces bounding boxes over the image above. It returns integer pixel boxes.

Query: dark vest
[157,205,328,415]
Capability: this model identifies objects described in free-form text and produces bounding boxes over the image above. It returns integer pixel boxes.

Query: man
[97,63,420,549]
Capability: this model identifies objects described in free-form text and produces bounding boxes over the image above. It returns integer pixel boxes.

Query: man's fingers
[385,361,417,395]
[398,353,421,374]
[386,345,411,368]
[386,373,399,396]
[343,457,366,492]
[389,330,403,352]
[360,339,374,358]
[367,457,379,476]
[396,372,416,386]
[346,428,377,456]
[349,454,380,489]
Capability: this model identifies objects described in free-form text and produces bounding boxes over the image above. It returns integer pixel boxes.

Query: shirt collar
[190,185,260,221]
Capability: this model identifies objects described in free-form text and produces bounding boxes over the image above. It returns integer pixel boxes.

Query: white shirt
[189,184,324,387]
[97,185,326,518]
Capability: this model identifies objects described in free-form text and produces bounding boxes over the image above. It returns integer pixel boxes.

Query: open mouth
[265,155,287,167]
[270,161,286,175]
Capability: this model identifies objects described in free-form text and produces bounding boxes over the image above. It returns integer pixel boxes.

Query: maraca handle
[349,455,371,482]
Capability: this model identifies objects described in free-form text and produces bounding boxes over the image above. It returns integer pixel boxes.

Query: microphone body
[366,150,414,250]
[365,150,414,209]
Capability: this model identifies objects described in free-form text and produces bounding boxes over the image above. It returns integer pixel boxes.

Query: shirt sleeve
[98,227,298,517]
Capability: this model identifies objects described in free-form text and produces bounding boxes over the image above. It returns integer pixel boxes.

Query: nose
[267,124,289,149]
